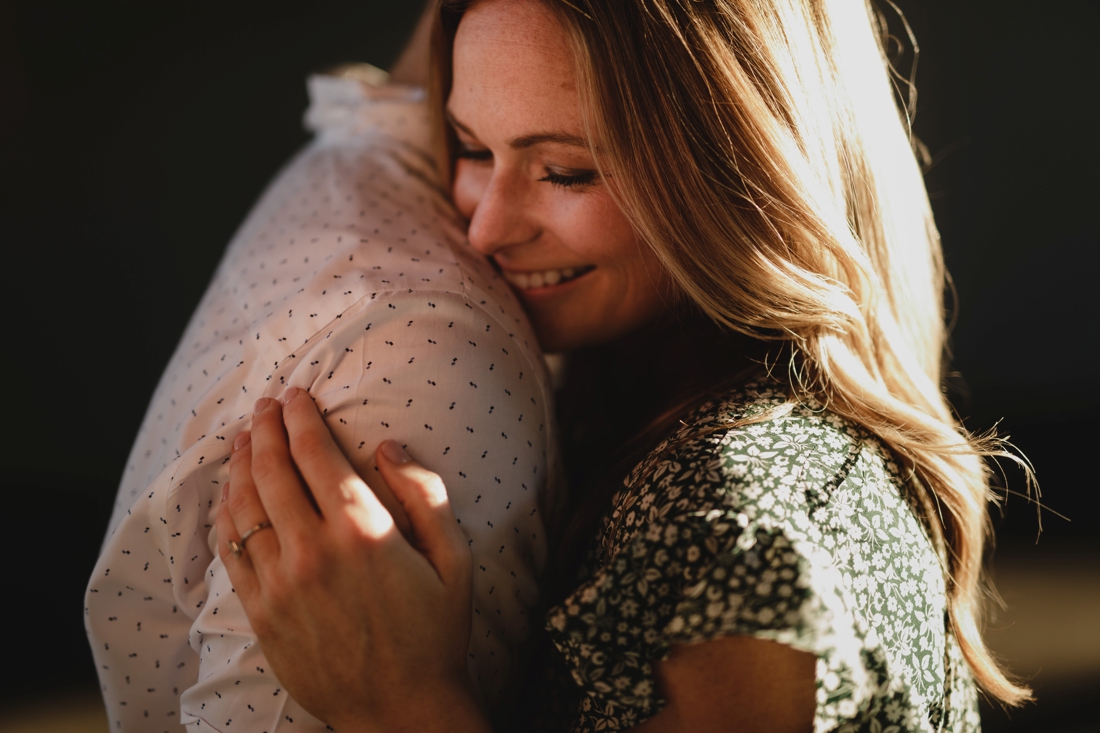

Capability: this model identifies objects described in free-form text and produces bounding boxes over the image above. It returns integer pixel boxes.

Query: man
[85,53,558,731]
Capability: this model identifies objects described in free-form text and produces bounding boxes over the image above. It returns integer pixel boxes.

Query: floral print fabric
[544,380,980,732]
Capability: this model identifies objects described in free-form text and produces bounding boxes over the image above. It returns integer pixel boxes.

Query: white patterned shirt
[85,71,559,732]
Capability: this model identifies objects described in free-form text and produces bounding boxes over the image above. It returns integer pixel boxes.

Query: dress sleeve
[545,422,886,732]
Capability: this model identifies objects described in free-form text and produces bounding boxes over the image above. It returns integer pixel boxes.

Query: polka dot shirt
[85,70,560,732]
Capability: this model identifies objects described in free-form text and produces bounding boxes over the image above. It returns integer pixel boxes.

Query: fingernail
[281,387,299,405]
[233,431,251,451]
[380,440,411,465]
[253,397,274,416]
[222,482,230,502]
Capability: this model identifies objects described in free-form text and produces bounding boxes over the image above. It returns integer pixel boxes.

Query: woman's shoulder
[603,377,905,558]
[630,375,878,479]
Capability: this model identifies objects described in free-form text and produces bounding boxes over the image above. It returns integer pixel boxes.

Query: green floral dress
[541,380,980,732]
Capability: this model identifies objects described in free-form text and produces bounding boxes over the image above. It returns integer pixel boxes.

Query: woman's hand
[216,388,490,733]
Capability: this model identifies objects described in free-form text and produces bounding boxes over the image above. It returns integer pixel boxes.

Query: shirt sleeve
[86,73,557,731]
[85,462,207,732]
[184,289,553,726]
[86,288,554,732]
[84,382,327,731]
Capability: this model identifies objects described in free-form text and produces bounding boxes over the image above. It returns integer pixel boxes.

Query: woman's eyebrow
[446,108,589,151]
[510,131,588,150]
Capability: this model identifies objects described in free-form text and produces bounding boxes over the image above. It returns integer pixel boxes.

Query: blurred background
[0,0,1096,731]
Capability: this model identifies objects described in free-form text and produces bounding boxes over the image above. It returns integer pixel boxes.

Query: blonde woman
[216,0,1029,730]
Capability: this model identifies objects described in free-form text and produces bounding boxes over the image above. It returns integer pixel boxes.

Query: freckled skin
[448,1,674,353]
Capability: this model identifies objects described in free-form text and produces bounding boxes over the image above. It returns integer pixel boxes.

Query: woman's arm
[218,390,815,732]
[640,636,815,733]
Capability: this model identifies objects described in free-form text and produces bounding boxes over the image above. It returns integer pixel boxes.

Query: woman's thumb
[376,441,469,576]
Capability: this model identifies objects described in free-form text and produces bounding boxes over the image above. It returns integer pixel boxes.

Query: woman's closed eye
[455,145,492,162]
[454,145,598,189]
[538,168,598,189]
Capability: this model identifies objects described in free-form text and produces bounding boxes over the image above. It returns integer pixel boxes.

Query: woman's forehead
[452,1,576,93]
[458,0,564,43]
[449,0,582,139]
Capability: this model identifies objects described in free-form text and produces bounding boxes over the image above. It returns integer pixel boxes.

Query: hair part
[432,0,1031,705]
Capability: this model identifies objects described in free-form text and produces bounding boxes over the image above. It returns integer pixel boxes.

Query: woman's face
[448,0,673,352]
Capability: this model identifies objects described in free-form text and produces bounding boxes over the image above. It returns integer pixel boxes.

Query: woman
[217,0,1030,730]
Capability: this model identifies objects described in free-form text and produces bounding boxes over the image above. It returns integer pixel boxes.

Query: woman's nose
[463,171,540,256]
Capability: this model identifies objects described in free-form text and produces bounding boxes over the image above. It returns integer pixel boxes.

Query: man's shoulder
[190,125,540,372]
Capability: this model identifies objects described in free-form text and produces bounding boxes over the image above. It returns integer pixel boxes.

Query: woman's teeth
[503,266,591,290]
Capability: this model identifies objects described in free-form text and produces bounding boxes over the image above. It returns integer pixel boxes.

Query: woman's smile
[499,264,595,292]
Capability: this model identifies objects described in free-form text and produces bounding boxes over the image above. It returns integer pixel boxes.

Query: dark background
[1,0,1097,730]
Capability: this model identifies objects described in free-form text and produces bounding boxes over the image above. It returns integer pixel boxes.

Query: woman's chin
[530,316,598,354]
[530,311,667,354]
[531,324,578,355]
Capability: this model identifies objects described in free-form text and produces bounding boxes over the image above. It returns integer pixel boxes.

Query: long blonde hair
[432,0,1031,705]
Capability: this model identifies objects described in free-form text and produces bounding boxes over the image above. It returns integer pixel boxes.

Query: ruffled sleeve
[544,389,957,732]
[547,510,881,732]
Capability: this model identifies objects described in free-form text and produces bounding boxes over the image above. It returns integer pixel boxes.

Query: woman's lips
[501,265,595,291]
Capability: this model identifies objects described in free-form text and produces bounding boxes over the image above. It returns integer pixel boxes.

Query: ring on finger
[228,521,273,558]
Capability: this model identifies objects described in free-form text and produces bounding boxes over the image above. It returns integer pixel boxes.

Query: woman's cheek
[570,191,641,265]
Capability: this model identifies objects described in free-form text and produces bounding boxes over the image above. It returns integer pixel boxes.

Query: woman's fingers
[280,388,407,538]
[249,397,320,541]
[376,441,471,584]
[226,432,280,564]
[214,404,477,729]
[215,485,263,605]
